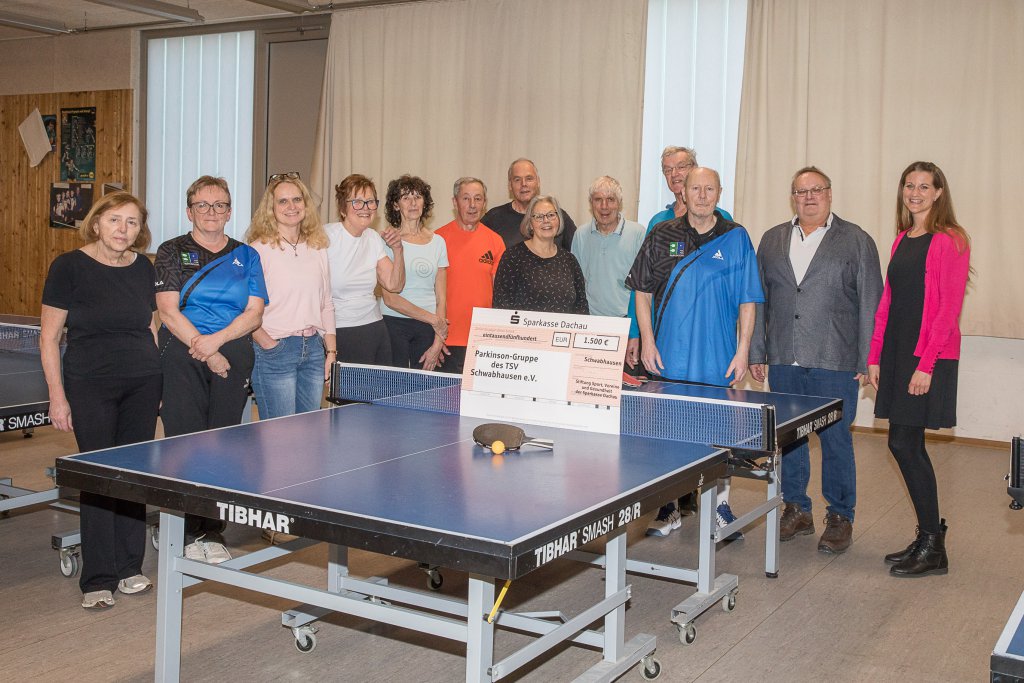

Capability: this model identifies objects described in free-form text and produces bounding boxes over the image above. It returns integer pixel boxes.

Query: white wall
[0,31,136,95]
[854,336,1024,442]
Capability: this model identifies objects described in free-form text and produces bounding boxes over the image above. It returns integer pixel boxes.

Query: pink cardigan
[867,230,970,374]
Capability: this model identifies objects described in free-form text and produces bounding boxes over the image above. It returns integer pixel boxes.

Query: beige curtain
[735,0,1024,338]
[310,0,647,229]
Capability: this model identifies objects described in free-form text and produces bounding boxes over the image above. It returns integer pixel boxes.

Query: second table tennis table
[55,364,841,681]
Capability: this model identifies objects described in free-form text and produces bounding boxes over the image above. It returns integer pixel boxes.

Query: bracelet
[326,350,338,355]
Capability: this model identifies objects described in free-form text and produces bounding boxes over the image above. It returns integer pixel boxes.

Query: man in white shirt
[749,167,883,554]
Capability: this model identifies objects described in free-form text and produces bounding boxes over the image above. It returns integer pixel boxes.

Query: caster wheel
[427,570,443,591]
[59,548,81,577]
[678,622,696,645]
[640,656,662,680]
[722,590,737,612]
[766,571,779,579]
[294,629,318,653]
[150,525,160,550]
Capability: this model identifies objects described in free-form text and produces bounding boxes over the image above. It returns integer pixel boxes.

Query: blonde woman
[246,173,336,418]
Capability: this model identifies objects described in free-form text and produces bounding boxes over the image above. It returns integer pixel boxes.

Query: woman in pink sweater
[867,161,971,578]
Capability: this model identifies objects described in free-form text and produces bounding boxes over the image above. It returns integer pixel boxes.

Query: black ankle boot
[890,519,948,577]
[884,529,923,565]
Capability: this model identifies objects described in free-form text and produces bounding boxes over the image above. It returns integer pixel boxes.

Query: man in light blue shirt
[571,176,646,318]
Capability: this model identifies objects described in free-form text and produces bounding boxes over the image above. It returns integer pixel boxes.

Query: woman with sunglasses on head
[492,194,588,315]
[379,175,449,371]
[246,173,336,418]
[325,174,405,364]
[867,161,971,578]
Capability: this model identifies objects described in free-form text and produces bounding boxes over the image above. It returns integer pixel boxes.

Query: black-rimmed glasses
[348,198,380,210]
[269,171,300,183]
[190,201,231,214]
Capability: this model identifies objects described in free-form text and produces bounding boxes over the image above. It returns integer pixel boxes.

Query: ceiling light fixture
[0,9,72,35]
[83,0,204,24]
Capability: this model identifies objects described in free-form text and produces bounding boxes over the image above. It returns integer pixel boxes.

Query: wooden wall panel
[0,89,132,316]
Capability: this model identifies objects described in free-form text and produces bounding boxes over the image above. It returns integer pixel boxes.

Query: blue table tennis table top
[55,380,840,579]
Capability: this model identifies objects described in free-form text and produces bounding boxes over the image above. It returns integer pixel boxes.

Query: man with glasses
[482,158,577,250]
[155,175,268,564]
[627,167,763,539]
[436,177,506,374]
[749,166,882,554]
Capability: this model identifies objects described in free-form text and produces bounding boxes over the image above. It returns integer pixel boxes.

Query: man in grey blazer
[749,167,883,554]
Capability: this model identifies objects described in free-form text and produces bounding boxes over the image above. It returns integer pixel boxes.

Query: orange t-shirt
[435,220,506,346]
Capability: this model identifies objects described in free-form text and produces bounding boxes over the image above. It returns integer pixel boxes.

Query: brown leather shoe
[818,512,853,554]
[779,502,815,541]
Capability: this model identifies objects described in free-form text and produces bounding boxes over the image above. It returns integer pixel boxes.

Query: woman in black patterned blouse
[492,195,588,315]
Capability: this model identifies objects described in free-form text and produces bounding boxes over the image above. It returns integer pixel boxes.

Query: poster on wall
[59,106,97,181]
[50,183,93,230]
[42,114,57,151]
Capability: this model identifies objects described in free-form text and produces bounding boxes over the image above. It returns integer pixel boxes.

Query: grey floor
[0,422,1020,682]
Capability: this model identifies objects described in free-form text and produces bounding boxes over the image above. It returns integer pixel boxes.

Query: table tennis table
[55,364,841,682]
[0,316,67,514]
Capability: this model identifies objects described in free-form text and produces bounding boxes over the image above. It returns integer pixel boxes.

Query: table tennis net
[330,363,772,451]
[0,324,45,354]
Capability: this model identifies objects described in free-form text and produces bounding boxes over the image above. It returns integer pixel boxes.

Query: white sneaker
[82,589,116,610]
[184,535,232,564]
[117,574,152,595]
[646,508,683,537]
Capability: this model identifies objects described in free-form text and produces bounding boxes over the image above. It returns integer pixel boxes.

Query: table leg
[697,484,717,594]
[603,525,628,662]
[765,461,781,578]
[155,511,184,683]
[466,574,495,682]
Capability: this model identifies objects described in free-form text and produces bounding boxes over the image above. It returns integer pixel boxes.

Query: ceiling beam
[83,0,204,24]
[244,0,316,12]
[0,9,72,35]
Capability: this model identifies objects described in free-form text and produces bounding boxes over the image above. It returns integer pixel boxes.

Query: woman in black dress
[867,161,971,577]
[492,194,588,315]
[40,192,162,608]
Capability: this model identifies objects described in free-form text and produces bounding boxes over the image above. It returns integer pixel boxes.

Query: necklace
[281,234,300,256]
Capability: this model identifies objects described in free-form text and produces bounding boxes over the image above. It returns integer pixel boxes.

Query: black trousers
[440,345,468,375]
[160,329,254,536]
[336,319,392,366]
[383,316,435,368]
[64,373,162,593]
[888,423,941,534]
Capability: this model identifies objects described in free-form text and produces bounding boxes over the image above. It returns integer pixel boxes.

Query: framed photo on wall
[50,182,93,230]
[59,107,97,181]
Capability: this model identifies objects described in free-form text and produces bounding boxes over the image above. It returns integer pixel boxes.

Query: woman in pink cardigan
[867,161,971,578]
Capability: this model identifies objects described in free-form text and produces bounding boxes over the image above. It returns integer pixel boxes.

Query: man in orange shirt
[435,177,506,373]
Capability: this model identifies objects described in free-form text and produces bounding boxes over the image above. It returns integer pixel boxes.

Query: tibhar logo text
[216,502,291,534]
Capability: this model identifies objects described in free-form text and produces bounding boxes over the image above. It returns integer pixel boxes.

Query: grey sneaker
[117,574,152,595]
[646,508,682,537]
[82,590,116,610]
[184,535,232,564]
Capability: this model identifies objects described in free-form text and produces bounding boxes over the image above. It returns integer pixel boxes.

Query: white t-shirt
[381,234,449,318]
[325,222,387,328]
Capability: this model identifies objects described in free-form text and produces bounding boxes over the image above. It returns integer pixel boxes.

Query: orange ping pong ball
[491,440,506,455]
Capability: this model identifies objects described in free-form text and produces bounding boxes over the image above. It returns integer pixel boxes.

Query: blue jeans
[252,335,325,420]
[769,365,859,521]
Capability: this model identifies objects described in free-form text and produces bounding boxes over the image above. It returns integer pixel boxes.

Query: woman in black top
[41,191,162,609]
[492,195,588,315]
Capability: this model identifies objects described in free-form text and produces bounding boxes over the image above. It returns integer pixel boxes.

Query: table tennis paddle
[472,423,554,452]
